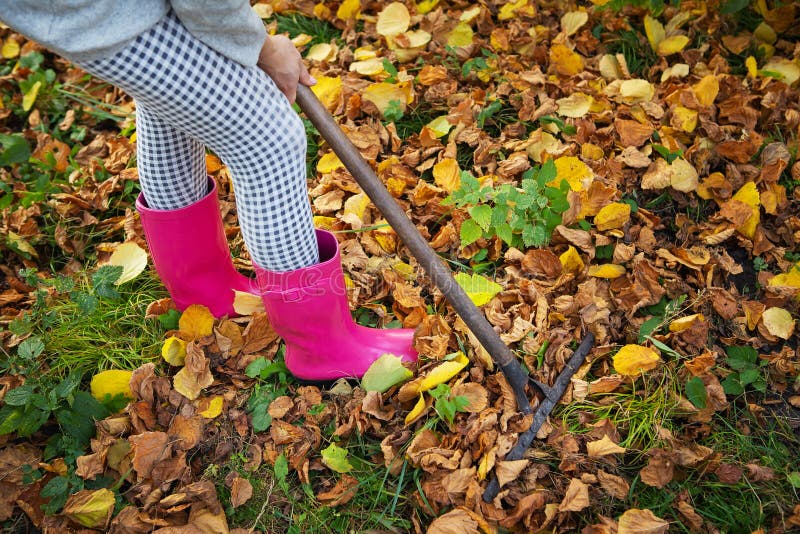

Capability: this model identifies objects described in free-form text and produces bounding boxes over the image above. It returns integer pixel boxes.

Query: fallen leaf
[613,344,661,376]
[63,488,115,529]
[230,476,253,508]
[587,435,626,457]
[559,478,590,512]
[90,370,133,403]
[321,443,353,473]
[618,508,669,534]
[361,353,413,393]
[161,336,187,366]
[454,272,503,306]
[761,307,795,339]
[108,242,147,284]
[178,304,215,340]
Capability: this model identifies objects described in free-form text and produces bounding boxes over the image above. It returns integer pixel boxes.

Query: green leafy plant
[428,384,469,427]
[721,345,767,395]
[245,353,293,432]
[383,99,405,122]
[443,160,570,249]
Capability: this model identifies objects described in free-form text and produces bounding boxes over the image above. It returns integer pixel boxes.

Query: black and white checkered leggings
[80,11,319,271]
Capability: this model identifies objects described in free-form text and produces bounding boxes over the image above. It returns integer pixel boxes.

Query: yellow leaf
[561,11,588,37]
[550,44,584,77]
[746,56,758,78]
[668,313,704,332]
[343,192,371,220]
[22,80,42,112]
[587,435,626,457]
[353,46,377,60]
[673,106,698,132]
[64,488,115,529]
[313,216,338,230]
[692,74,719,106]
[90,370,134,402]
[317,151,344,173]
[173,367,203,400]
[310,75,342,111]
[376,2,410,37]
[336,0,360,20]
[252,3,273,18]
[199,396,224,419]
[453,272,503,306]
[291,34,313,47]
[644,15,666,50]
[669,158,699,193]
[599,54,623,80]
[619,79,655,103]
[559,246,585,274]
[362,82,407,116]
[232,290,265,315]
[404,393,427,425]
[581,143,604,160]
[594,202,631,231]
[731,182,760,239]
[588,264,626,279]
[392,30,431,62]
[108,242,148,285]
[762,307,795,339]
[415,0,439,15]
[550,156,593,192]
[306,43,336,62]
[754,21,777,44]
[433,158,461,192]
[179,304,215,340]
[426,115,453,138]
[761,57,800,85]
[419,352,469,392]
[447,22,474,48]
[613,344,662,376]
[1,38,20,59]
[556,92,593,118]
[162,336,187,366]
[768,264,800,290]
[349,57,380,78]
[657,35,690,56]
[498,0,531,21]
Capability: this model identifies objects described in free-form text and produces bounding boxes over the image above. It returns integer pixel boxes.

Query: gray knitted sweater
[0,0,266,66]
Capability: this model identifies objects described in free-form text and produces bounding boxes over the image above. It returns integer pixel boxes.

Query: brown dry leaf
[597,470,630,500]
[639,452,674,488]
[316,474,359,506]
[241,312,278,354]
[229,476,253,508]
[559,478,591,512]
[618,508,670,533]
[173,343,214,400]
[130,431,171,481]
[587,435,626,457]
[427,507,483,534]
[495,459,529,489]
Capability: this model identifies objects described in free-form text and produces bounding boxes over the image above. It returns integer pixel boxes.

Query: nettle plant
[443,160,570,249]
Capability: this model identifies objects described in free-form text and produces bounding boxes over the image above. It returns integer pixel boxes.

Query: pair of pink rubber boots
[136,178,417,381]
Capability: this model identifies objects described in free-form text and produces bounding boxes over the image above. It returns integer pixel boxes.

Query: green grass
[208,431,418,533]
[274,13,342,47]
[39,270,168,376]
[556,370,681,451]
[605,28,658,78]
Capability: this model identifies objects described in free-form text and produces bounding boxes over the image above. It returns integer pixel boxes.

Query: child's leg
[79,11,318,272]
[134,104,207,210]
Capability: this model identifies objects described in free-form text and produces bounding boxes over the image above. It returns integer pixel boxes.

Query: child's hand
[257,34,316,104]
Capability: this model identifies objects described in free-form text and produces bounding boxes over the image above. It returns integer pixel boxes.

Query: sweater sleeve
[169,0,266,66]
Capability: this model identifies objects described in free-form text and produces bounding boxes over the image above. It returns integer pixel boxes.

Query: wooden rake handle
[295,85,533,414]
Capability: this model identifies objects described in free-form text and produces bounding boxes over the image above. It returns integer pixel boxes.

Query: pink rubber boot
[254,229,418,381]
[136,177,255,317]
